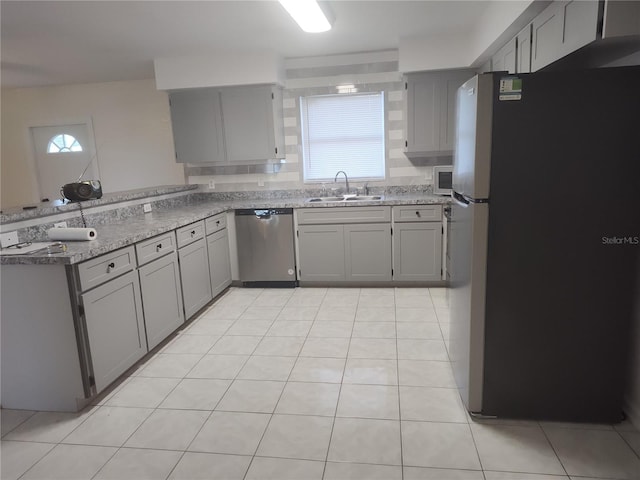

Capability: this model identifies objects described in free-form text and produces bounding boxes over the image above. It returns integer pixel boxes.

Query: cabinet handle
[415,211,421,217]
[216,221,220,226]
[190,230,196,237]
[107,262,115,273]
[156,243,163,252]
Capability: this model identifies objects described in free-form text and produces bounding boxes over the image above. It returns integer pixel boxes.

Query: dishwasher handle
[256,213,272,220]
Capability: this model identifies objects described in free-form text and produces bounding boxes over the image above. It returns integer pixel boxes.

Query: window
[47,134,83,153]
[300,92,385,182]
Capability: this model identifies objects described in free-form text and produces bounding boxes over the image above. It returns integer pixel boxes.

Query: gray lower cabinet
[392,205,443,282]
[178,237,213,319]
[207,229,232,298]
[297,206,392,283]
[344,223,392,281]
[298,224,346,281]
[81,270,147,393]
[138,251,184,350]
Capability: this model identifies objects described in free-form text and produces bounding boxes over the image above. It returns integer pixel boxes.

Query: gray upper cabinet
[81,270,147,392]
[169,88,225,164]
[170,84,285,165]
[220,85,285,162]
[516,24,533,73]
[532,0,600,71]
[405,73,440,153]
[405,70,475,155]
[491,37,517,74]
[532,2,564,71]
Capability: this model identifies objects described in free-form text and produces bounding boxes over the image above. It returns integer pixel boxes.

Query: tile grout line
[242,286,323,480]
[320,287,355,479]
[394,288,405,480]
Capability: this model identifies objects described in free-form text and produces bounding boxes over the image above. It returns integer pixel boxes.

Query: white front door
[30,123,99,202]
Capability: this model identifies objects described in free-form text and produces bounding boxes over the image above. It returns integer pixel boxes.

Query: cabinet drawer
[77,246,136,292]
[135,232,177,266]
[205,213,227,235]
[393,205,443,222]
[297,206,391,225]
[176,220,205,248]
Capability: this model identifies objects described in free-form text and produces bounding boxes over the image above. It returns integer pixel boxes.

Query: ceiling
[1,0,492,88]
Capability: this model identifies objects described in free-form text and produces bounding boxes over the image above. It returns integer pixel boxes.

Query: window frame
[299,91,386,184]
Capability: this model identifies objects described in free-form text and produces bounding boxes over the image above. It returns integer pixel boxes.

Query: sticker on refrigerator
[499,77,522,101]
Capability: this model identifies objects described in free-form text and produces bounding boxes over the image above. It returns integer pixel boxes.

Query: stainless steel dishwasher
[235,208,297,287]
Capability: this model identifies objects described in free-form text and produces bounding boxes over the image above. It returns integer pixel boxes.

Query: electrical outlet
[54,222,67,229]
[143,203,152,213]
[0,231,19,248]
[258,179,265,187]
[208,180,215,189]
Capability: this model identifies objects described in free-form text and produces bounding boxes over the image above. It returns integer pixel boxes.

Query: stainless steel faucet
[334,171,350,195]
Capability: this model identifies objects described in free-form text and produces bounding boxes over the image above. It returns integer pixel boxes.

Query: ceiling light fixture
[279,0,332,33]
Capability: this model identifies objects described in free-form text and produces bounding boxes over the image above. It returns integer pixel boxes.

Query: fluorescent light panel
[279,0,332,33]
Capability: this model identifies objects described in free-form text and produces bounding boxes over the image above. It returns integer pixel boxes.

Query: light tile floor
[2,287,640,480]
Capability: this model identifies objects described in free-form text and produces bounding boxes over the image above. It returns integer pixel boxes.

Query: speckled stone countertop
[0,185,198,224]
[1,193,450,266]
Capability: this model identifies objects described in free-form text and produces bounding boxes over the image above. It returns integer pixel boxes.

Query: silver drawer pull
[156,243,163,252]
[107,262,115,273]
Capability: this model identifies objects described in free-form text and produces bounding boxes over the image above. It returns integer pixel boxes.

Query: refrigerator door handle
[452,191,470,208]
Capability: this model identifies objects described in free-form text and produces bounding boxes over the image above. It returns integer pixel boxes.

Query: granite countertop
[1,193,450,266]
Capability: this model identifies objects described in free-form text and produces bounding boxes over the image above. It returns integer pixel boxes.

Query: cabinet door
[439,70,475,152]
[139,252,185,350]
[169,89,225,164]
[531,2,563,71]
[344,224,392,281]
[81,270,147,393]
[560,0,599,55]
[207,229,232,298]
[298,224,345,282]
[393,223,443,282]
[491,38,517,74]
[178,238,213,319]
[405,73,440,153]
[270,86,286,159]
[220,85,278,162]
[516,24,532,73]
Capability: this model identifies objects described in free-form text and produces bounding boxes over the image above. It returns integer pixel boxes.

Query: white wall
[154,51,285,90]
[1,79,185,208]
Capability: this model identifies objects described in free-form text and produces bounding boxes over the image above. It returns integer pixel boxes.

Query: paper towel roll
[48,227,97,241]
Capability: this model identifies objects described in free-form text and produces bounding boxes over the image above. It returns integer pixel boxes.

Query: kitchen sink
[306,195,384,203]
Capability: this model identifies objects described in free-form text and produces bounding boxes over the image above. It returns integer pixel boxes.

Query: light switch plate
[143,203,152,213]
[0,231,19,248]
[54,222,67,228]
[208,180,215,189]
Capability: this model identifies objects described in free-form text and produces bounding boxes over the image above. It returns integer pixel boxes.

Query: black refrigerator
[448,66,640,422]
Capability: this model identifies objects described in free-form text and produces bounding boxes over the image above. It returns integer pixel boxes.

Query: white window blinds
[300,92,385,182]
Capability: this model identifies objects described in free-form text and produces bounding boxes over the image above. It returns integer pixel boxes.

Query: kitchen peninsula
[1,185,449,412]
